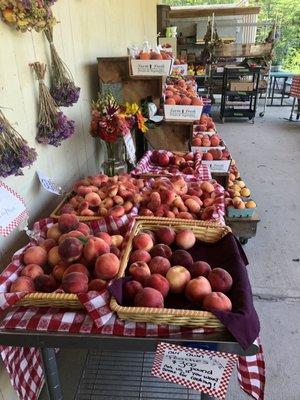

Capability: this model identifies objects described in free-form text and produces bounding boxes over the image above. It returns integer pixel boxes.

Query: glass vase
[102,139,127,176]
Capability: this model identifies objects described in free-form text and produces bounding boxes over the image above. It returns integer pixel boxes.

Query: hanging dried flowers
[31,62,75,147]
[0,109,37,178]
[44,26,80,107]
[0,1,57,32]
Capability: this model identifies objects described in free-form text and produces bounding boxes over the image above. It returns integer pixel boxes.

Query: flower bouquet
[31,62,75,147]
[0,1,57,32]
[0,109,37,178]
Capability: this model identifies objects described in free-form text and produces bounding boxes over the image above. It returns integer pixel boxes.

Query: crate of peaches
[131,150,202,179]
[193,113,217,134]
[110,218,232,327]
[51,173,145,221]
[7,214,125,308]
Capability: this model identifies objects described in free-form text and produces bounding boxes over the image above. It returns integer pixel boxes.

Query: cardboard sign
[131,59,173,76]
[37,171,62,195]
[164,104,203,121]
[152,342,237,400]
[0,182,28,237]
[124,132,136,166]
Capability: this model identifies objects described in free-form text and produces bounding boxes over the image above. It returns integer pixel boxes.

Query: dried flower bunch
[0,1,57,32]
[44,26,80,107]
[31,62,75,147]
[0,109,37,178]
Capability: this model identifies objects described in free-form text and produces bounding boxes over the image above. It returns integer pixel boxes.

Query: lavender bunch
[0,110,37,178]
[31,62,75,147]
[45,27,80,107]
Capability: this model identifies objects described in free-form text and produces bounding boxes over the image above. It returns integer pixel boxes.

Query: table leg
[281,78,287,105]
[40,348,63,400]
[271,76,276,106]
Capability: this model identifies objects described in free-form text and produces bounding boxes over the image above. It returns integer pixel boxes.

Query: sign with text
[152,342,237,400]
[124,132,136,166]
[37,171,62,195]
[0,182,28,237]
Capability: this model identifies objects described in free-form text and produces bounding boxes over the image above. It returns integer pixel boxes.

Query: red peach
[63,263,90,277]
[149,256,171,276]
[62,272,88,294]
[95,232,112,246]
[34,274,58,293]
[202,152,213,161]
[157,153,170,167]
[58,237,83,263]
[21,264,44,279]
[203,292,232,312]
[46,223,62,242]
[175,229,196,250]
[40,238,56,253]
[208,268,233,293]
[58,230,85,244]
[110,205,125,218]
[128,261,151,285]
[170,250,193,269]
[77,222,91,236]
[110,245,120,258]
[155,226,176,246]
[85,192,101,207]
[185,277,212,304]
[58,213,79,233]
[88,279,107,292]
[189,261,211,278]
[185,198,201,213]
[123,280,143,303]
[95,253,120,280]
[48,246,61,266]
[166,266,191,294]
[52,263,69,281]
[145,274,169,298]
[129,250,151,264]
[134,287,164,308]
[150,244,172,259]
[23,246,47,266]
[132,233,154,252]
[10,276,35,293]
[160,190,176,206]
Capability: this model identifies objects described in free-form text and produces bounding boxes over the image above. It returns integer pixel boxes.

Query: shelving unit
[220,66,261,122]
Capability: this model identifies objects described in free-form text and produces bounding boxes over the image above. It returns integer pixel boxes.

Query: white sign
[0,182,28,237]
[37,171,62,195]
[124,132,136,166]
[152,342,237,400]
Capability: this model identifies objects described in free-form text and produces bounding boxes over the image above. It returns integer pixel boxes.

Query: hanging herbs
[44,26,80,107]
[0,1,57,32]
[0,109,37,178]
[31,62,75,147]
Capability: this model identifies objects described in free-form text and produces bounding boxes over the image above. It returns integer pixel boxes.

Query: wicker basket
[16,292,82,309]
[110,217,231,328]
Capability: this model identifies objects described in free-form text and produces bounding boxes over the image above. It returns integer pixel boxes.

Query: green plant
[282,48,300,73]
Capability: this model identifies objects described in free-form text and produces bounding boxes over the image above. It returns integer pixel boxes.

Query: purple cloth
[109,233,260,350]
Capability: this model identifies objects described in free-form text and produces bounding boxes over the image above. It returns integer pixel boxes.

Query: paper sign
[124,132,136,166]
[37,171,62,195]
[0,182,28,237]
[152,342,237,400]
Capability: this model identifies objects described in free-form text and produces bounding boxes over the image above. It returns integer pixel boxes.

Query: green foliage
[282,48,300,73]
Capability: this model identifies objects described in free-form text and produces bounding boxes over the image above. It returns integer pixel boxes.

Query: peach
[175,229,196,250]
[185,277,212,304]
[111,205,125,218]
[62,272,88,294]
[165,97,176,105]
[203,198,214,207]
[184,198,201,213]
[94,232,112,246]
[95,253,120,280]
[166,266,191,294]
[23,246,47,266]
[202,292,232,312]
[77,222,91,236]
[52,262,69,281]
[177,212,194,220]
[208,149,222,160]
[145,274,169,298]
[128,261,151,285]
[110,245,120,258]
[10,276,35,293]
[58,230,85,244]
[48,246,61,266]
[202,138,211,147]
[58,213,79,233]
[123,201,133,213]
[202,152,213,161]
[111,235,123,248]
[192,137,202,146]
[155,226,175,246]
[132,233,154,252]
[40,238,56,253]
[200,181,215,194]
[63,263,90,277]
[170,250,193,269]
[189,261,211,278]
[150,244,172,259]
[208,268,233,293]
[58,237,83,263]
[149,256,171,276]
[47,223,62,242]
[34,274,58,293]
[85,192,101,207]
[21,264,44,279]
[123,280,143,303]
[129,250,151,264]
[88,278,107,292]
[134,287,164,308]
[157,153,170,167]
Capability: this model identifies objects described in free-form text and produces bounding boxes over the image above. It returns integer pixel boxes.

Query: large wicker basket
[110,217,231,328]
[16,292,82,309]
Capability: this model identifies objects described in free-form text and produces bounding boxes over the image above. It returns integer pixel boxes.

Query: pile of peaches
[123,227,233,312]
[194,114,216,132]
[225,169,256,210]
[164,78,203,106]
[149,150,198,175]
[136,49,173,60]
[138,176,223,221]
[192,132,223,148]
[199,148,231,162]
[57,173,145,218]
[9,214,123,295]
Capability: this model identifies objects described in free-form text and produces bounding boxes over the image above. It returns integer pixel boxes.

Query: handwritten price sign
[124,132,136,166]
[0,182,28,237]
[37,171,62,195]
[152,342,237,400]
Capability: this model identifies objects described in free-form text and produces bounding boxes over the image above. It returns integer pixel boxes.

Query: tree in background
[162,0,300,72]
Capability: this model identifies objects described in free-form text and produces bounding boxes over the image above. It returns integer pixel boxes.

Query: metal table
[268,71,295,106]
[0,328,258,400]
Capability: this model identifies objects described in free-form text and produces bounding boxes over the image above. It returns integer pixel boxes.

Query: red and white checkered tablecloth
[290,76,300,98]
[0,219,265,400]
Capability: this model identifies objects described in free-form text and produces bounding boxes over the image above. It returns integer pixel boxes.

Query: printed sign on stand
[37,171,62,195]
[152,342,237,400]
[0,182,28,237]
[124,132,136,166]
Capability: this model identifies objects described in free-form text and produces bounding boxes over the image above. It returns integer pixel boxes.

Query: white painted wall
[0,0,157,267]
[0,1,157,398]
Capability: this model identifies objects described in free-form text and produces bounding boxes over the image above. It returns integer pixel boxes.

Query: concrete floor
[3,106,299,400]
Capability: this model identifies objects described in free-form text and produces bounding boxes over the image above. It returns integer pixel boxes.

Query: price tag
[152,342,237,400]
[0,182,28,237]
[124,132,136,166]
[37,171,63,195]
